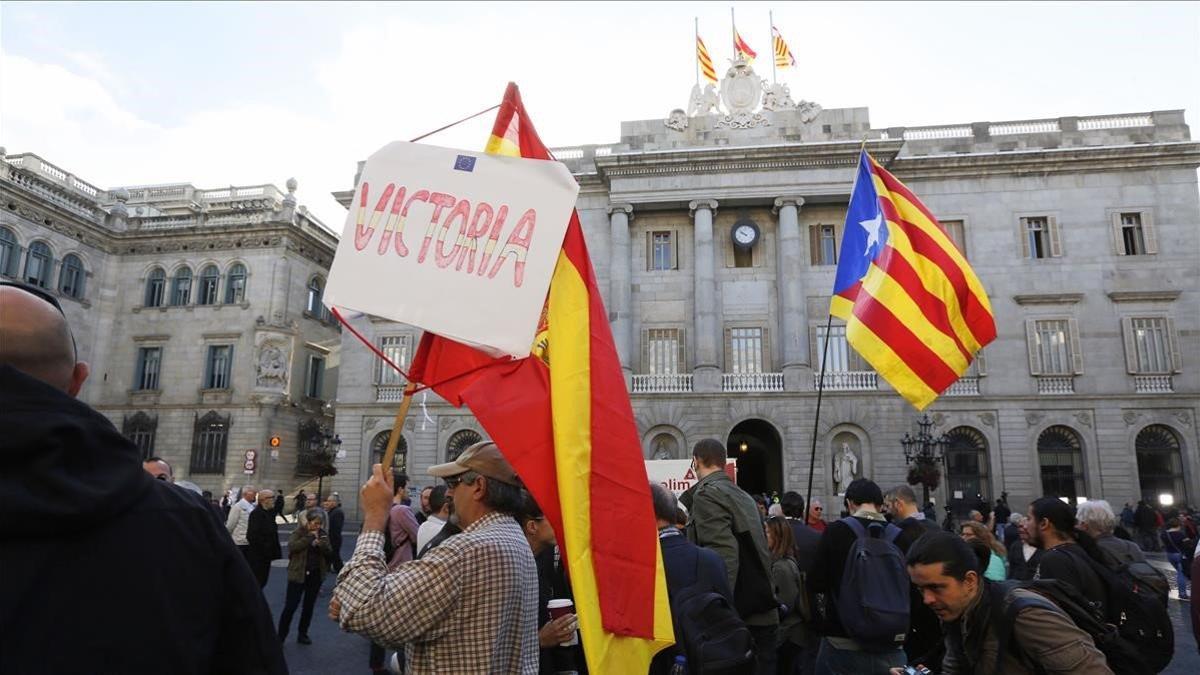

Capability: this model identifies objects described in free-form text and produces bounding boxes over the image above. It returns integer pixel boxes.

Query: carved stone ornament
[1025,412,1045,427]
[664,108,689,132]
[255,341,290,390]
[1176,412,1193,427]
[978,412,996,428]
[1123,411,1142,426]
[363,418,380,432]
[760,82,796,111]
[717,58,770,129]
[687,83,720,117]
[439,417,455,431]
[1074,411,1093,428]
[794,100,823,124]
[931,412,946,428]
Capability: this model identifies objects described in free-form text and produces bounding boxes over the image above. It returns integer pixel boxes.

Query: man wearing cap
[332,440,539,674]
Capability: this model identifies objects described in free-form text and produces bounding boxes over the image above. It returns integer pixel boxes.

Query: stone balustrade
[723,372,785,393]
[1134,375,1174,394]
[1037,376,1075,395]
[376,385,409,402]
[814,371,878,391]
[632,374,694,394]
[944,377,981,396]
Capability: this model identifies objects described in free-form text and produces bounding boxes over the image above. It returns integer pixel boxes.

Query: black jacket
[327,505,345,550]
[0,366,287,674]
[247,505,282,563]
[650,532,732,675]
[788,518,822,574]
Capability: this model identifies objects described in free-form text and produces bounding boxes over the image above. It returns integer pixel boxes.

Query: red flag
[408,83,672,672]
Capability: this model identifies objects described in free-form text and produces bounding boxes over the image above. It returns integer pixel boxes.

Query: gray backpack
[836,517,911,651]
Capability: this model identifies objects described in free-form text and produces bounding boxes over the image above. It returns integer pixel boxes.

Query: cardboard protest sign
[324,141,579,358]
[645,459,738,497]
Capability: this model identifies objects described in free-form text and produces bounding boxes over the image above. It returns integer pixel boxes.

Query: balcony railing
[944,377,981,396]
[376,385,409,402]
[814,371,878,391]
[632,373,694,393]
[1133,375,1174,394]
[723,372,784,392]
[1037,376,1075,395]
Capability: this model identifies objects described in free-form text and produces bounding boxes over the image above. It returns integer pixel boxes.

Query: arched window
[170,266,192,306]
[945,426,990,513]
[198,264,220,305]
[1137,425,1187,506]
[144,267,166,307]
[58,254,85,299]
[371,430,409,474]
[190,411,230,474]
[122,411,157,461]
[24,241,52,288]
[307,276,325,315]
[1038,425,1085,503]
[225,263,246,304]
[0,226,18,277]
[446,429,483,462]
[649,432,680,460]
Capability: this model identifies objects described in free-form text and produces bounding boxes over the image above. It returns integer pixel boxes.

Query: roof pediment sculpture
[688,83,720,117]
[716,58,769,129]
[664,108,689,132]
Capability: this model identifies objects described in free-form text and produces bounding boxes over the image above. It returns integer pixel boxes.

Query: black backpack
[836,517,911,651]
[991,579,1155,675]
[671,552,755,675]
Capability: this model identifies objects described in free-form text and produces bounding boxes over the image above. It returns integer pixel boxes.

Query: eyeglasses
[444,476,464,489]
[154,474,169,481]
[813,507,823,512]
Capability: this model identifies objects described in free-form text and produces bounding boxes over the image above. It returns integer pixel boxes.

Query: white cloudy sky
[2,1,1198,229]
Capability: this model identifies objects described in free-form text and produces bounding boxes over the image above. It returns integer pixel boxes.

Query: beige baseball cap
[427,441,522,487]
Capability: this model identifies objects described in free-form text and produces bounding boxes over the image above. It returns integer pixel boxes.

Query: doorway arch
[727,419,783,498]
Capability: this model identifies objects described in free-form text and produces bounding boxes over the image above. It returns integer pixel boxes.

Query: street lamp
[314,425,341,499]
[900,414,949,505]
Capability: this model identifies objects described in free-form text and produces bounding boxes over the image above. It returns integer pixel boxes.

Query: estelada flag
[830,150,996,410]
[697,35,718,84]
[734,28,757,61]
[409,83,674,672]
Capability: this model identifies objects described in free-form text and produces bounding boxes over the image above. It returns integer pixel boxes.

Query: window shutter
[678,327,687,371]
[723,327,732,372]
[1067,318,1083,374]
[1142,211,1158,255]
[1120,317,1138,374]
[974,348,987,376]
[1111,212,1126,256]
[1019,218,1031,259]
[672,229,680,270]
[809,324,819,368]
[833,222,844,263]
[641,330,650,373]
[850,341,868,372]
[809,226,820,266]
[1048,216,1063,258]
[1025,320,1041,375]
[1166,317,1182,373]
[761,327,771,371]
[645,231,651,271]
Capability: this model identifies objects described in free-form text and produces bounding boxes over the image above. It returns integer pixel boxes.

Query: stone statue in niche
[833,441,860,494]
[255,344,288,389]
[651,435,678,460]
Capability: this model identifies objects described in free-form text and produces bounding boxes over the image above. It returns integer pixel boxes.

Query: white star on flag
[859,211,883,255]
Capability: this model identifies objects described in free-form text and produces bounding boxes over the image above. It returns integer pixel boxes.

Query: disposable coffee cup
[546,599,579,646]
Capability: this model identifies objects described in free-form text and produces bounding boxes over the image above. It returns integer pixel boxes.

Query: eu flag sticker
[453,155,476,172]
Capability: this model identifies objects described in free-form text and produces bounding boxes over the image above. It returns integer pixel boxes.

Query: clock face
[734,224,757,245]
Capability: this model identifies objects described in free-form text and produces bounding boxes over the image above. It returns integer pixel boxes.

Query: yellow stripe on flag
[547,252,674,673]
[859,263,970,374]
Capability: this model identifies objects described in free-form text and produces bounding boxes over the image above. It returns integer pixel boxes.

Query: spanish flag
[830,150,996,410]
[408,83,674,672]
[697,35,718,84]
[772,26,795,68]
[734,28,757,61]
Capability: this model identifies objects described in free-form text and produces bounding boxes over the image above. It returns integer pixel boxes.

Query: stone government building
[0,151,342,496]
[4,63,1198,520]
[329,68,1199,520]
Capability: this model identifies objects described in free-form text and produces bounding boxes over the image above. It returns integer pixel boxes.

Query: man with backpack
[1027,498,1107,607]
[895,532,1113,675]
[680,439,779,675]
[649,482,750,675]
[808,478,910,673]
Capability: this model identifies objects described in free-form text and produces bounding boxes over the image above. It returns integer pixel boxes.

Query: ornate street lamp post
[900,414,949,506]
[314,426,341,499]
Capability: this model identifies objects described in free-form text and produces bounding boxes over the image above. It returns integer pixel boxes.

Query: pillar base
[692,365,722,393]
[783,364,814,392]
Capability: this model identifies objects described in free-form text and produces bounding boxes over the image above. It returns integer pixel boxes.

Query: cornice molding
[891,142,1200,181]
[1107,290,1182,303]
[1013,293,1085,306]
[594,140,905,180]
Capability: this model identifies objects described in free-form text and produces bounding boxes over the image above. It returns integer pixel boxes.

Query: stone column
[689,199,721,392]
[774,196,810,391]
[607,203,634,386]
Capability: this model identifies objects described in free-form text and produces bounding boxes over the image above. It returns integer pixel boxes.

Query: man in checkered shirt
[331,441,539,674]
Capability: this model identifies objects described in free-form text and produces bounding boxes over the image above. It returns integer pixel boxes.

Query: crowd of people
[2,277,1197,674]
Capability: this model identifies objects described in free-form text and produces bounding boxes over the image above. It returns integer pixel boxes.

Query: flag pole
[730,6,737,56]
[769,10,777,84]
[694,16,700,88]
[804,313,835,528]
[379,382,417,474]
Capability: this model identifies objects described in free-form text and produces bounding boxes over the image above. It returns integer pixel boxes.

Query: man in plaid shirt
[331,441,539,674]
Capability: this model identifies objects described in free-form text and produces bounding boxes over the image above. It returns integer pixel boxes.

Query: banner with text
[325,141,579,357]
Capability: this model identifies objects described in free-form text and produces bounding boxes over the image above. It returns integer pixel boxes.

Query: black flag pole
[802,312,834,528]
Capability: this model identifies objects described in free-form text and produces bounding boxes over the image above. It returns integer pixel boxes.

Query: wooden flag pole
[380,381,418,473]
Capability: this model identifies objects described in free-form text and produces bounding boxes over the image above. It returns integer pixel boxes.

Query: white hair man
[226,484,258,561]
[1076,499,1146,565]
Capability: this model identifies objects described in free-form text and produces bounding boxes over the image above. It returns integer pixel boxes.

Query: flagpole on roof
[769,10,777,84]
[695,17,700,88]
[730,6,737,56]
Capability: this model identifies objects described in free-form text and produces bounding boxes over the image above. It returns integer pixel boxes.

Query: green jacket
[681,470,779,626]
[287,527,332,584]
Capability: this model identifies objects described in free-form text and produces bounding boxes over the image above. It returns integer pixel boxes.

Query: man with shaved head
[0,281,285,673]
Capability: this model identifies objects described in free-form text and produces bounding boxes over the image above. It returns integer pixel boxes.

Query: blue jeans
[1168,552,1189,598]
[815,638,906,674]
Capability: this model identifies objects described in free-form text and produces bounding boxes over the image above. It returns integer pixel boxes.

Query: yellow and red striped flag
[734,28,757,61]
[830,150,996,410]
[697,35,718,84]
[408,83,674,673]
[772,26,795,68]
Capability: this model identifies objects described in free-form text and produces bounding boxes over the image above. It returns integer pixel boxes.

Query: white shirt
[417,514,447,554]
[226,498,255,546]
